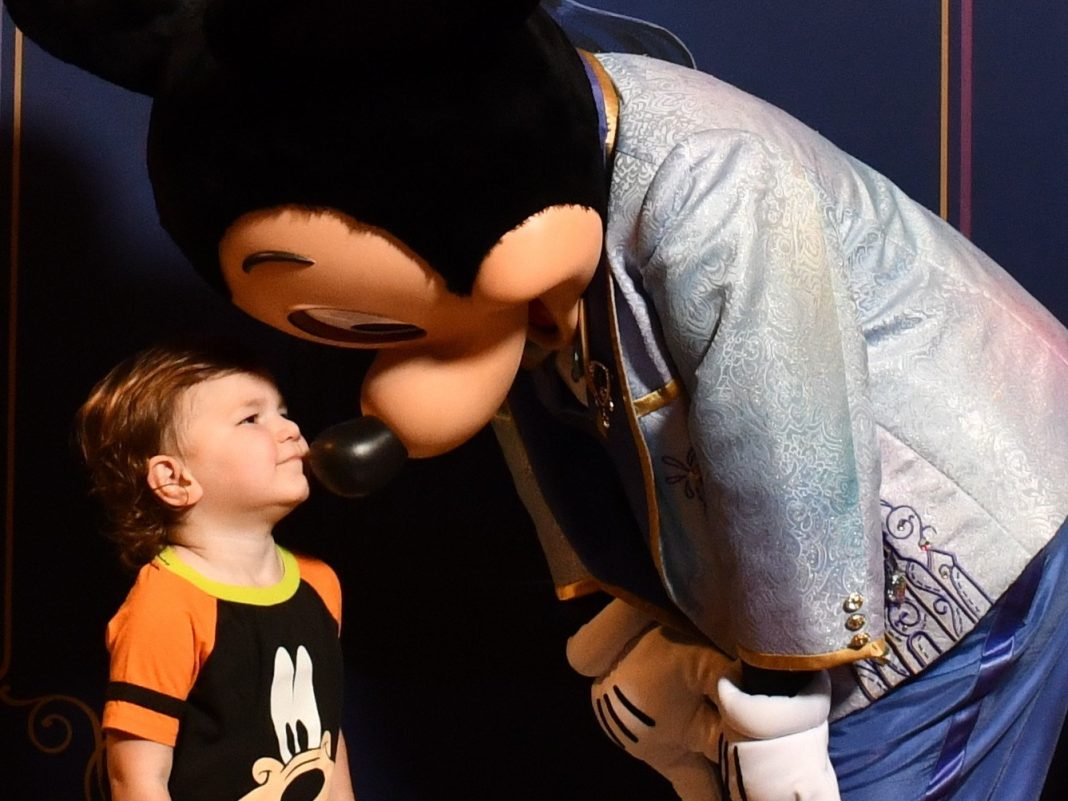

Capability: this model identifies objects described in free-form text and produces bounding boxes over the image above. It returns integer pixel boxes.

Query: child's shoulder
[109,554,217,636]
[124,552,208,602]
[286,549,342,623]
[288,549,339,585]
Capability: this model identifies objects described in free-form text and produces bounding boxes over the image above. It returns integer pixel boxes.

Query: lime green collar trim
[156,545,300,605]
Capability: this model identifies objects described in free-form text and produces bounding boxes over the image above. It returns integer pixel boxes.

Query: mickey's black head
[9,0,608,295]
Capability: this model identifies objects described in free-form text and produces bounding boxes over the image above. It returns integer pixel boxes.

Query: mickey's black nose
[307,417,408,497]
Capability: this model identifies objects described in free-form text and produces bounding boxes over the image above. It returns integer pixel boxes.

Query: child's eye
[240,414,259,425]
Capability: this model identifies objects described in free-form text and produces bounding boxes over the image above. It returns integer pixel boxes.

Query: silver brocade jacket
[496,53,1068,718]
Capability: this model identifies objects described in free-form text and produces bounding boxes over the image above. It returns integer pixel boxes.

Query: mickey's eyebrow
[242,251,316,273]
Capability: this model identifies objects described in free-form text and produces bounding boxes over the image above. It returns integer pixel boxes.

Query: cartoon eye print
[244,646,335,800]
[270,646,324,763]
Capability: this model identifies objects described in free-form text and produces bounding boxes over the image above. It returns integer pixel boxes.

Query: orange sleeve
[102,563,217,746]
[295,554,342,631]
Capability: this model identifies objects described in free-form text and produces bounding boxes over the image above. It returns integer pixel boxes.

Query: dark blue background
[2,3,1064,799]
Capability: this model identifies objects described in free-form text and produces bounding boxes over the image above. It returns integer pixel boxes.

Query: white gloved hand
[716,671,841,801]
[567,599,736,801]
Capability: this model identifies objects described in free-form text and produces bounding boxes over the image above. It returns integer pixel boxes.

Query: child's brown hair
[75,341,273,571]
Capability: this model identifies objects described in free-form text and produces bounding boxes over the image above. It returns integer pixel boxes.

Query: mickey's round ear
[204,0,542,70]
[5,0,206,97]
[6,0,542,96]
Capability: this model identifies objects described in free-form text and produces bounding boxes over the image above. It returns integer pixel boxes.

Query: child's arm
[331,732,358,801]
[106,732,174,801]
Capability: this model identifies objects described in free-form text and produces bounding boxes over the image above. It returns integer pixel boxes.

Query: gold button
[846,614,865,631]
[843,593,864,613]
[849,632,871,649]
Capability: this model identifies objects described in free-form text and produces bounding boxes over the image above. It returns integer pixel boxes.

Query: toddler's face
[175,372,310,521]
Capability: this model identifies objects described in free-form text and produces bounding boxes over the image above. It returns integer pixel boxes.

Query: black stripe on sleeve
[106,681,185,720]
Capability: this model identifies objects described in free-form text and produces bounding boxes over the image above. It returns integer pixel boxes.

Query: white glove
[716,671,841,801]
[567,599,736,801]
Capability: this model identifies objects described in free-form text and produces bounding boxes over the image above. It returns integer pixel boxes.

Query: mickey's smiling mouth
[287,308,427,345]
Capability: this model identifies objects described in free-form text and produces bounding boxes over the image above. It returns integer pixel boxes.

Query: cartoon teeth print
[241,646,336,801]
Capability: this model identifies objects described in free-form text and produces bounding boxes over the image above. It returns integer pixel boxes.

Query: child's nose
[278,416,303,441]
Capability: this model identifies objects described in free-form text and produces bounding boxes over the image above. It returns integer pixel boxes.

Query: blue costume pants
[830,517,1068,801]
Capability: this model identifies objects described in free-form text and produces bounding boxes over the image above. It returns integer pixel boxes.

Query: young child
[76,342,357,801]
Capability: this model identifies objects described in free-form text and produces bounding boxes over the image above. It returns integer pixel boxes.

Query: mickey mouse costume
[9,2,1068,799]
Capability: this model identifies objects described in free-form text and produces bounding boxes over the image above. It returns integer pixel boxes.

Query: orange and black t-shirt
[103,546,344,801]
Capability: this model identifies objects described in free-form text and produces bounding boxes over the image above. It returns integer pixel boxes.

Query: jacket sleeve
[634,130,886,669]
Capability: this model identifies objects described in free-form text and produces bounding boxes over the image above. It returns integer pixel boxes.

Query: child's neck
[170,525,283,588]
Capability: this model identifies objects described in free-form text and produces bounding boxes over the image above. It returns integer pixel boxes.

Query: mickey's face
[220,204,603,458]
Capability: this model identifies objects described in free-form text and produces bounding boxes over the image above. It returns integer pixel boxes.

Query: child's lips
[278,450,307,466]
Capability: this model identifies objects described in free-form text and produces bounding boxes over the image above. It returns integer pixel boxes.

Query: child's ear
[147,455,203,509]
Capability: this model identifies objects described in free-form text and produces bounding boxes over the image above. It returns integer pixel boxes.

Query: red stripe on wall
[959,0,974,238]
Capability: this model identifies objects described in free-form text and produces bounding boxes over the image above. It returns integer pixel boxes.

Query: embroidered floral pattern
[662,448,705,507]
